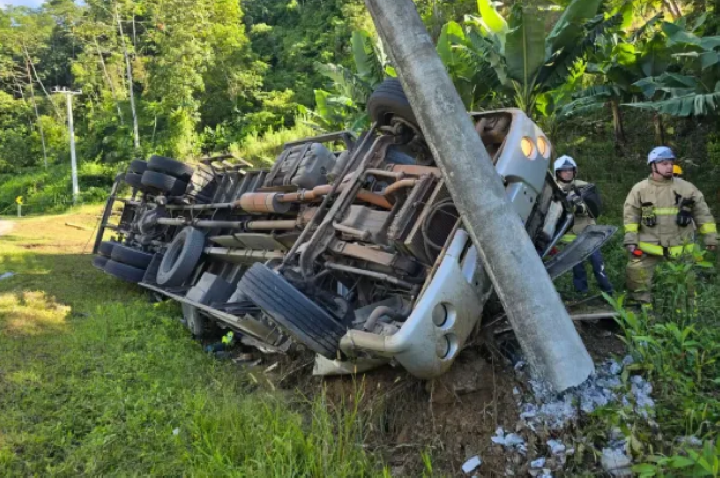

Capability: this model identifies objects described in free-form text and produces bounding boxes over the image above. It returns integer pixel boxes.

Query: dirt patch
[259,344,522,476]
[282,319,623,476]
[211,314,623,476]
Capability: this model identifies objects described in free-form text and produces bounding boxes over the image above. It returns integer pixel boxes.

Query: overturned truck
[93,79,615,379]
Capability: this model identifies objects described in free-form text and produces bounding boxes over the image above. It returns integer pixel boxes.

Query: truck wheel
[367,78,418,128]
[238,263,346,358]
[92,255,108,270]
[110,244,154,269]
[168,178,188,197]
[125,172,145,190]
[148,155,194,181]
[129,159,148,174]
[104,260,145,283]
[156,227,205,286]
[141,170,177,193]
[182,304,222,339]
[98,241,117,258]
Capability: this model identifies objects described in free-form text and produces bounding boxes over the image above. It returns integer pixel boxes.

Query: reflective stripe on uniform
[653,207,679,215]
[560,234,577,244]
[638,242,696,257]
[625,223,639,233]
[699,223,717,234]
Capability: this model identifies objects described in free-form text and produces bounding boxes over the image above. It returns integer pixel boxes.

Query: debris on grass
[0,272,15,280]
[676,436,703,447]
[515,356,653,431]
[625,374,655,418]
[601,447,632,477]
[487,354,655,476]
[461,455,482,474]
[491,427,527,454]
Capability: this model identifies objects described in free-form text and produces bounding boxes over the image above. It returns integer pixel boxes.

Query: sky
[0,0,45,8]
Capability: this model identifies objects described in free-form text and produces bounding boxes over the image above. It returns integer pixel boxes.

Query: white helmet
[647,146,675,164]
[554,155,577,173]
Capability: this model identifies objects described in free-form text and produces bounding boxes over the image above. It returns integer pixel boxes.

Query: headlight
[521,136,536,159]
[537,136,551,158]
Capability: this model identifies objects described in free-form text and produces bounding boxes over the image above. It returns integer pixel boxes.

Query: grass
[566,259,720,477]
[230,117,324,165]
[0,163,121,216]
[0,207,378,476]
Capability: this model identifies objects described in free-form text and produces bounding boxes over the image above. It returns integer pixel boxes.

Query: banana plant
[436,0,607,117]
[625,20,720,118]
[557,10,680,146]
[308,30,390,133]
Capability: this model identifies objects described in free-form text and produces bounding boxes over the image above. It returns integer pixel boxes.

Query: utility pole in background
[52,87,82,205]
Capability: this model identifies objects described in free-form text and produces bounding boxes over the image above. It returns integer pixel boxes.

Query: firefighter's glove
[568,194,585,214]
[641,202,657,227]
[675,198,694,227]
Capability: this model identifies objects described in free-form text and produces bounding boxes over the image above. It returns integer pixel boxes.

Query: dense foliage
[0,0,719,204]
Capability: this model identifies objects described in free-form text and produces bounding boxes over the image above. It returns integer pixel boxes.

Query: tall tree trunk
[663,0,682,17]
[22,47,62,120]
[11,73,25,100]
[431,0,441,42]
[94,37,124,124]
[653,113,665,145]
[132,14,137,50]
[115,3,140,150]
[25,57,49,170]
[610,98,626,144]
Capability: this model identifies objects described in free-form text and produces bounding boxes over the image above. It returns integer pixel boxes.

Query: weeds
[589,256,720,476]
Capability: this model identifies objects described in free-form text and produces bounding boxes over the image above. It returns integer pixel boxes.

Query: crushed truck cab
[94,79,615,379]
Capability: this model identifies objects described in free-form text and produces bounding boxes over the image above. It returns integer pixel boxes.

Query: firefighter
[623,146,717,304]
[554,155,614,295]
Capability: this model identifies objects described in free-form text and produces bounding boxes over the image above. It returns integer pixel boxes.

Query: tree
[623,17,720,141]
[308,30,389,132]
[436,0,609,116]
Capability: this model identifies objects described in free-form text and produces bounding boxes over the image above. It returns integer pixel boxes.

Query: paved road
[0,220,14,236]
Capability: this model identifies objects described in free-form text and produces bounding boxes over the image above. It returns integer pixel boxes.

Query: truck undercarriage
[93,80,615,379]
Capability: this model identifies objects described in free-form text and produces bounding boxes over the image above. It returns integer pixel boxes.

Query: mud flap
[544,225,617,279]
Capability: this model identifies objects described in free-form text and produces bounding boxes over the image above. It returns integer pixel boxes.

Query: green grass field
[0,207,378,477]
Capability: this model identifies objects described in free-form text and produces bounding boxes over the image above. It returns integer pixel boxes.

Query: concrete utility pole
[53,87,82,205]
[364,0,594,392]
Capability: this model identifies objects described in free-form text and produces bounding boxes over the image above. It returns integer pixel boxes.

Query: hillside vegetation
[2,0,718,212]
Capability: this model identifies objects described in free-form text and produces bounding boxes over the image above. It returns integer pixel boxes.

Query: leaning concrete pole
[365,0,594,391]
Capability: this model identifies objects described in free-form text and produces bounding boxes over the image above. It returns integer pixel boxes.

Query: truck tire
[148,155,194,181]
[92,255,108,270]
[367,78,418,128]
[125,172,144,190]
[141,170,177,193]
[98,241,117,258]
[129,159,148,174]
[156,227,205,286]
[182,304,222,339]
[168,178,188,197]
[104,260,145,283]
[110,244,154,269]
[238,263,346,358]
